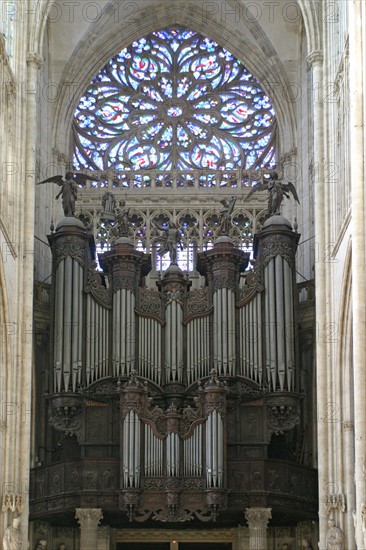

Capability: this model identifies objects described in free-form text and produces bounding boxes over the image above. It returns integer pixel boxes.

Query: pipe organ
[31,212,317,529]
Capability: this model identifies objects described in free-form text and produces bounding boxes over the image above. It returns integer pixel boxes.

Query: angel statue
[37,172,99,217]
[218,196,236,235]
[152,219,183,265]
[245,170,299,218]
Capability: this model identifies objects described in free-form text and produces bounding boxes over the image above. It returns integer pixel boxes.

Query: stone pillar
[234,525,249,550]
[75,508,103,550]
[348,3,366,549]
[245,507,272,550]
[307,49,328,550]
[97,525,110,550]
[14,50,44,550]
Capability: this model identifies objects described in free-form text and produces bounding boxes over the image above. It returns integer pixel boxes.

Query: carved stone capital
[245,507,272,528]
[75,508,103,528]
[307,50,323,68]
[26,52,44,69]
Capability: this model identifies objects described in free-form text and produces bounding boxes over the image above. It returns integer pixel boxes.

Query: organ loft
[29,170,317,549]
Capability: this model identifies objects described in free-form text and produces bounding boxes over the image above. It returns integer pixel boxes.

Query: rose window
[73,27,277,172]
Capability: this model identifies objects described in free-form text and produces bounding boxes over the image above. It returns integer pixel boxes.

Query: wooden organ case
[30,214,318,530]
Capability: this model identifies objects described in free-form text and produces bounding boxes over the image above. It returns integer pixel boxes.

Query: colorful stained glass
[73,27,277,171]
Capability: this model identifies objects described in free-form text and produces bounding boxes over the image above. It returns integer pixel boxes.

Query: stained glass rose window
[73,27,277,172]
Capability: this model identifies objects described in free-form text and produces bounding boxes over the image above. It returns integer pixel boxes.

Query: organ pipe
[63,255,72,390]
[183,424,203,476]
[54,259,64,392]
[205,410,224,488]
[122,410,141,488]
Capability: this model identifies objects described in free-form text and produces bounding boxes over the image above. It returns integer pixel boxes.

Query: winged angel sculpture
[37,171,98,217]
[245,171,300,217]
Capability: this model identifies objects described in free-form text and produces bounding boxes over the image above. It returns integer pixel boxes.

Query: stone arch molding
[0,247,10,429]
[39,0,317,161]
[338,240,353,413]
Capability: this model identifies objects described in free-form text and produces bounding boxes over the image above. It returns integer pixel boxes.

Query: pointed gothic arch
[50,1,300,159]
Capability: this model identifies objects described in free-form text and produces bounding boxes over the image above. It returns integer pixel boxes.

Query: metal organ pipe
[212,410,218,486]
[71,261,79,391]
[171,301,176,380]
[122,410,141,488]
[91,297,96,382]
[95,300,100,380]
[62,256,72,391]
[256,293,263,384]
[167,432,179,476]
[206,411,224,488]
[268,259,277,390]
[245,300,250,378]
[120,289,124,375]
[54,259,64,392]
[148,318,152,377]
[252,298,258,383]
[228,291,234,376]
[284,260,295,390]
[217,290,222,375]
[134,411,140,487]
[113,291,120,376]
[213,292,218,370]
[275,256,285,390]
[217,412,224,486]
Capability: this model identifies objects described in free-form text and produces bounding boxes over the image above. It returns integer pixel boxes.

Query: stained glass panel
[73,27,277,172]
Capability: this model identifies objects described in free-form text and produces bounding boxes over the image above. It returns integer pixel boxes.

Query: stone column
[234,525,249,550]
[349,2,366,549]
[97,525,110,550]
[75,508,103,550]
[307,49,328,550]
[245,507,272,550]
[17,51,44,549]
